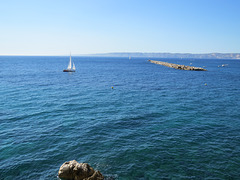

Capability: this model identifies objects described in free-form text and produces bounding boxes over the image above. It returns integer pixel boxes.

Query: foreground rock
[58,160,104,180]
[149,60,207,71]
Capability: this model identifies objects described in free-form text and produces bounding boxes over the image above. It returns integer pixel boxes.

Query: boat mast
[67,52,72,70]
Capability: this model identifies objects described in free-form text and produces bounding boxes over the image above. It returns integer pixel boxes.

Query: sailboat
[63,54,76,72]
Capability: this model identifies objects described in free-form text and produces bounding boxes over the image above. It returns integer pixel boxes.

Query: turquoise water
[0,56,240,179]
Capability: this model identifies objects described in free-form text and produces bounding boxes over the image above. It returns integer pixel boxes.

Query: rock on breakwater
[58,160,104,180]
[148,60,207,71]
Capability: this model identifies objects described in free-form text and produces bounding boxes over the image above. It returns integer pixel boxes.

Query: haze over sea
[0,56,240,179]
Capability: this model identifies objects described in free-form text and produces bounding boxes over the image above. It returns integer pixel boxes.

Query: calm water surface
[0,56,240,179]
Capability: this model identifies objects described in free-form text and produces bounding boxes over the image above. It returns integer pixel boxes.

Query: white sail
[67,54,72,69]
[72,62,76,70]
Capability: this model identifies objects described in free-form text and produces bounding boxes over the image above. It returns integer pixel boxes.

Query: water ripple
[0,57,240,179]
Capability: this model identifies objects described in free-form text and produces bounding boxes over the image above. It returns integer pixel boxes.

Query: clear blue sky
[0,0,240,55]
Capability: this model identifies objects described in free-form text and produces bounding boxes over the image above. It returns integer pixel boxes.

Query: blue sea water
[0,56,240,179]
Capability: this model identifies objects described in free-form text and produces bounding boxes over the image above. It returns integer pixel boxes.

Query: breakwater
[148,60,207,71]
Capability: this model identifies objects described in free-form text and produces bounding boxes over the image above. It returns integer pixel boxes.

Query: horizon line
[1,52,240,56]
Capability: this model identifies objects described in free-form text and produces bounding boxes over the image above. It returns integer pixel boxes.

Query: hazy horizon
[1,51,240,58]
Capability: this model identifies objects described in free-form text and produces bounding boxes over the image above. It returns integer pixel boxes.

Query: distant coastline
[1,52,240,59]
[89,52,240,59]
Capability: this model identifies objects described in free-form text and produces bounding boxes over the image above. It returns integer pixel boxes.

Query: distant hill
[90,52,240,59]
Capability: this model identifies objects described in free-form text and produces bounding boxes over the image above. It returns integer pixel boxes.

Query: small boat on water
[218,64,228,67]
[63,54,76,72]
[222,64,228,67]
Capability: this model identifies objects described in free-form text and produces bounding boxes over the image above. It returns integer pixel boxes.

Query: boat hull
[63,69,75,72]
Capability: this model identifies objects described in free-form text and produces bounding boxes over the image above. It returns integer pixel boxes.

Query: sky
[0,0,240,55]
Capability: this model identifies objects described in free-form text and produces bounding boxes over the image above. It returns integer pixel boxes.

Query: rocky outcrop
[58,160,104,180]
[148,60,207,71]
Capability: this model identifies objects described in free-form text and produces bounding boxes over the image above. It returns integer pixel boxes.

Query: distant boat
[218,64,228,67]
[63,54,76,72]
[129,56,131,60]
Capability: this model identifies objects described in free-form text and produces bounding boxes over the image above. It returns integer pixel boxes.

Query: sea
[0,56,240,180]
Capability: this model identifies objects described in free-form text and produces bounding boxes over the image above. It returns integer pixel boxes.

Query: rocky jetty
[58,160,104,180]
[148,60,207,71]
